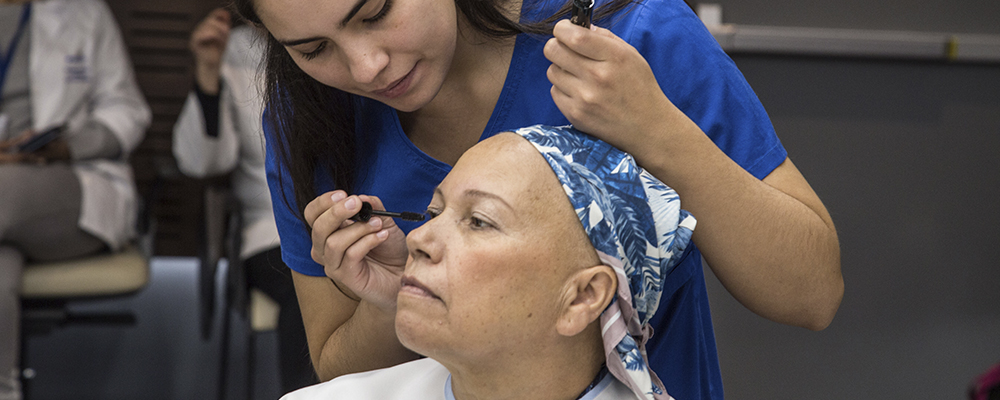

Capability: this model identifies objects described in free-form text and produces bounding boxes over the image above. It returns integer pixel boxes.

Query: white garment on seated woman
[279,358,633,400]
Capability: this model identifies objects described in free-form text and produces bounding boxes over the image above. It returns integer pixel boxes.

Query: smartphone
[17,124,65,153]
[570,0,593,28]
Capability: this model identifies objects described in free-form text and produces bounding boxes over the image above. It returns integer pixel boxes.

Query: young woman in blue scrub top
[232,0,844,397]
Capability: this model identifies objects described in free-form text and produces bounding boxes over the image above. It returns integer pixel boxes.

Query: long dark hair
[233,0,635,223]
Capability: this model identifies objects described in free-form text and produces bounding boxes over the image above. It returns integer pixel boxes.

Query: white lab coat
[27,0,151,249]
[173,25,278,258]
[280,357,636,400]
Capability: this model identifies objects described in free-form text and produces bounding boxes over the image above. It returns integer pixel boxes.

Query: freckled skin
[396,133,600,370]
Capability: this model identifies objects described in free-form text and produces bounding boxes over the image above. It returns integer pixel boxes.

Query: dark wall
[705,54,1000,399]
[707,0,1000,34]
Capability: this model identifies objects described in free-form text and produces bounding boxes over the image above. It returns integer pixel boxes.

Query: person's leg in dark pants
[243,247,316,393]
[1,164,107,400]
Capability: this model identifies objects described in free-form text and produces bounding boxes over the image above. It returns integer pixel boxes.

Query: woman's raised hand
[189,8,231,95]
[304,190,409,312]
[544,19,680,158]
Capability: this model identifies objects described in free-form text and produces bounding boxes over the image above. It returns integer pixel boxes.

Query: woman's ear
[556,265,617,337]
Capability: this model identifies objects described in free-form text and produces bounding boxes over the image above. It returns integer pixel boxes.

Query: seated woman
[281,125,697,400]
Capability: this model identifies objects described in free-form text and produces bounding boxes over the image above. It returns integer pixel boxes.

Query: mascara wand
[350,202,425,222]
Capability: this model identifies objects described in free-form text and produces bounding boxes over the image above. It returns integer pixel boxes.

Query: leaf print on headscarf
[616,335,647,372]
[514,124,694,400]
[607,192,657,317]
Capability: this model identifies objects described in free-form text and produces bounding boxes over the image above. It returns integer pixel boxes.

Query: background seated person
[1,0,150,397]
[281,125,697,400]
[173,8,314,392]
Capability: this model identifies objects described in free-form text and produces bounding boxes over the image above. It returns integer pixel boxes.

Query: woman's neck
[443,332,606,400]
[422,10,518,114]
[396,10,519,165]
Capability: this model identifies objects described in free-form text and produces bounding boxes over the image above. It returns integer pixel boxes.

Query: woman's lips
[374,65,416,99]
[400,275,439,299]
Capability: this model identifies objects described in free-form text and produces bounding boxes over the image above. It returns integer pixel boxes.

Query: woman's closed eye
[363,0,393,24]
[296,0,392,61]
[301,42,327,60]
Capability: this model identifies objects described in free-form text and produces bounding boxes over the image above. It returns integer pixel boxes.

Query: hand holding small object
[544,20,678,159]
[304,192,409,311]
[349,202,425,223]
[0,127,70,164]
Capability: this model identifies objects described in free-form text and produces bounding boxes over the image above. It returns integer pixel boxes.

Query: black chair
[199,179,282,399]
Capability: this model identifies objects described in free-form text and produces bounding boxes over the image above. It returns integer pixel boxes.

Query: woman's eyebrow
[340,0,370,27]
[462,189,513,211]
[433,187,513,211]
[276,0,370,46]
[277,36,324,46]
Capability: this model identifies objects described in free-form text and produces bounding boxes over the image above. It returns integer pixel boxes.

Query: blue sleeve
[603,2,786,399]
[263,114,328,277]
[619,0,787,179]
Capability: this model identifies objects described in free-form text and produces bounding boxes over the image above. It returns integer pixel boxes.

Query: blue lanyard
[0,3,32,107]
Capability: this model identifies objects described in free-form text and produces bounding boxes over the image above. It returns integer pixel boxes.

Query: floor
[21,257,283,400]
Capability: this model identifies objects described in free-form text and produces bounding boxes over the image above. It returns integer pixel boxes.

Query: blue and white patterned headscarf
[513,125,696,400]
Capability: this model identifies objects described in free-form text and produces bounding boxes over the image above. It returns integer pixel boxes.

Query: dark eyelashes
[301,42,326,60]
[298,0,392,61]
[363,0,393,23]
[423,208,495,230]
[469,216,492,229]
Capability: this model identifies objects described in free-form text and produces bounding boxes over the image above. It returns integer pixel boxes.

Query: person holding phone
[232,0,845,398]
[0,0,150,398]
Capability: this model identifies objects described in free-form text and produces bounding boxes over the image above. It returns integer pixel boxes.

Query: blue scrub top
[265,0,787,398]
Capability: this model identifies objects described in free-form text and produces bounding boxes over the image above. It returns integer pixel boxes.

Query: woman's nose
[406,219,442,264]
[341,41,388,85]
